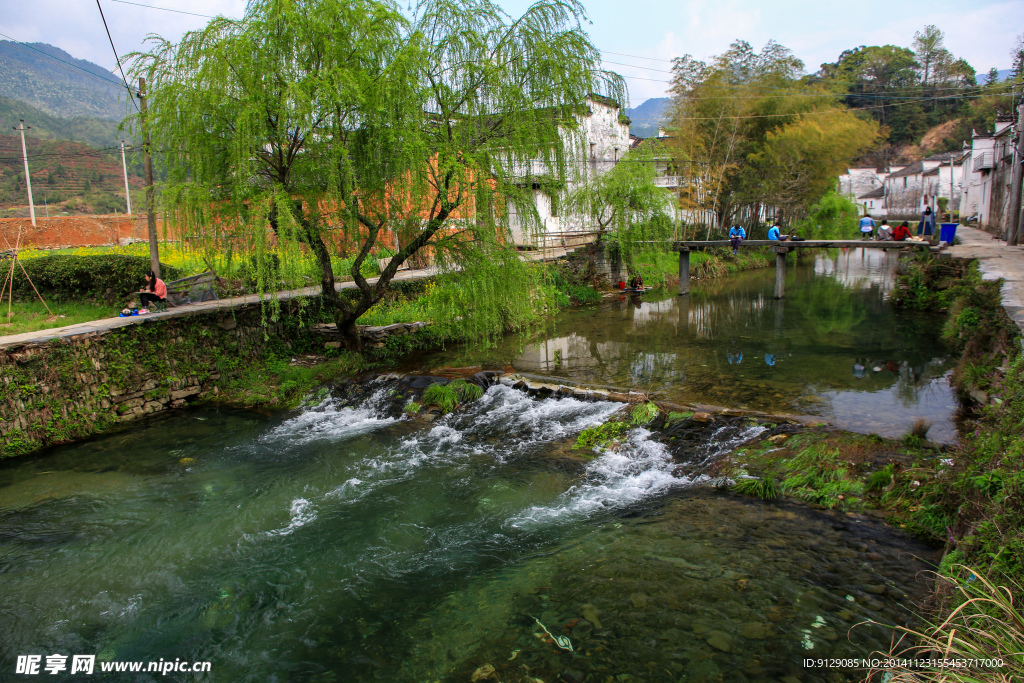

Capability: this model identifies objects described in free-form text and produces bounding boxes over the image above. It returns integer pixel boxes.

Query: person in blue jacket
[729,225,746,254]
[767,221,789,241]
[858,213,875,240]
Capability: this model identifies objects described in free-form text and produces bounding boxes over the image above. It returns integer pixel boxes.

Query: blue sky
[5,0,1022,106]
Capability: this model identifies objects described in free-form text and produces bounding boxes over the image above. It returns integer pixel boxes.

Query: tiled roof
[887,161,924,179]
[858,187,885,199]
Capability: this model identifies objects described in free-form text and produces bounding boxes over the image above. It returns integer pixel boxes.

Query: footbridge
[671,240,939,298]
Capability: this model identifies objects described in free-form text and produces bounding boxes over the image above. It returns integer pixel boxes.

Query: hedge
[7,254,181,301]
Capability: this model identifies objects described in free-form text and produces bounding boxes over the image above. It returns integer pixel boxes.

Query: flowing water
[0,250,951,682]
[415,248,957,443]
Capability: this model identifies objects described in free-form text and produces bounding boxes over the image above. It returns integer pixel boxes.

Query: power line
[109,0,217,18]
[95,0,141,113]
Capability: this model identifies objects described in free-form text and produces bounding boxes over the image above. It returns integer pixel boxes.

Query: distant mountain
[0,41,127,120]
[0,96,124,149]
[625,97,671,138]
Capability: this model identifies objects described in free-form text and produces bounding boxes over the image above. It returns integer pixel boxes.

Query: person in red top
[138,270,168,308]
[892,221,912,241]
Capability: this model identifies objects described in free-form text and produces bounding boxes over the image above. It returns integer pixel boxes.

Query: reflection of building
[813,249,898,293]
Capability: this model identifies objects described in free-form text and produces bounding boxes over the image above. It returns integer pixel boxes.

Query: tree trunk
[334,310,363,352]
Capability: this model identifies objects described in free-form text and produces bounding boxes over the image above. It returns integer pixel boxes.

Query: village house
[881,151,966,219]
[961,114,1018,234]
[507,95,632,248]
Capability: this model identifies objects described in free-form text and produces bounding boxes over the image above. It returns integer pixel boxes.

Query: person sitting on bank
[858,213,875,240]
[767,221,789,241]
[875,220,894,241]
[138,270,167,308]
[729,225,746,254]
[892,221,911,241]
[629,273,644,290]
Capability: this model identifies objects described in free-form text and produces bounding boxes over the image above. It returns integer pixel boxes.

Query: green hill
[0,96,124,149]
[0,41,127,120]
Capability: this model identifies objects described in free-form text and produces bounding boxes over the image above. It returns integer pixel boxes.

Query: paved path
[0,246,578,349]
[947,225,1024,333]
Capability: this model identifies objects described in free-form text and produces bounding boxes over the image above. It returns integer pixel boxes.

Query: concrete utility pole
[13,120,36,227]
[119,140,132,215]
[138,77,160,276]
[1008,97,1024,246]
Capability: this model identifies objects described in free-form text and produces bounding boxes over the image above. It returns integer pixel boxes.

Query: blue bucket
[939,223,958,244]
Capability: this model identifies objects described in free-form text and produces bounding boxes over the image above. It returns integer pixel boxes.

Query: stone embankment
[0,301,318,458]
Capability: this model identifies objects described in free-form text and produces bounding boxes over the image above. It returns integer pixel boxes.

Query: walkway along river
[0,248,953,682]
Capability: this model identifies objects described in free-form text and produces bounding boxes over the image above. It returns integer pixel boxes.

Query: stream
[0,249,952,682]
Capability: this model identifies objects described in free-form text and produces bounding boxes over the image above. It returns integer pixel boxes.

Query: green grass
[0,300,121,336]
[422,382,459,413]
[732,478,781,500]
[574,421,631,451]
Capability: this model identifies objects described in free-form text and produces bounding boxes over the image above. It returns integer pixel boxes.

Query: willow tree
[562,142,675,281]
[132,0,622,349]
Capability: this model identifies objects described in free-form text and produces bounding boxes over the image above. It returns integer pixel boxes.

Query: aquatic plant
[868,566,1024,682]
[422,383,459,414]
[732,477,780,500]
[664,410,694,426]
[630,401,659,426]
[404,401,422,415]
[574,421,630,451]
[447,379,484,404]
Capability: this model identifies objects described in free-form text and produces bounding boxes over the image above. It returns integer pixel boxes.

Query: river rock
[559,668,585,683]
[740,622,771,639]
[863,584,887,595]
[836,609,855,621]
[581,604,603,629]
[705,630,732,652]
[471,664,497,681]
[692,412,712,422]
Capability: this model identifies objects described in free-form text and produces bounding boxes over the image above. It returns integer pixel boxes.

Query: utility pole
[138,77,160,276]
[120,140,132,215]
[1008,95,1024,246]
[13,120,36,227]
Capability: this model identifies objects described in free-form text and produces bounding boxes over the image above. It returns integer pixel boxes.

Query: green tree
[82,179,91,193]
[132,0,621,349]
[666,40,876,228]
[562,142,674,280]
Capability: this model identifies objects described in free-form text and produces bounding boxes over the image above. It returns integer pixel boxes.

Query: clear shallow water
[416,248,958,443]
[0,382,939,682]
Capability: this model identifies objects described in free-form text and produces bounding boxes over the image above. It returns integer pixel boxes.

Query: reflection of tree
[789,278,867,339]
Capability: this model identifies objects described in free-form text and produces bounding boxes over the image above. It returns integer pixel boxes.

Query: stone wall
[0,301,323,459]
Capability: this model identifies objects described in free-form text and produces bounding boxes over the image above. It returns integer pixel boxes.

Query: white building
[507,95,631,247]
[961,116,1017,232]
[882,152,966,218]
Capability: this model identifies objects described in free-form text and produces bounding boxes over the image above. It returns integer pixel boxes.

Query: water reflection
[423,249,957,442]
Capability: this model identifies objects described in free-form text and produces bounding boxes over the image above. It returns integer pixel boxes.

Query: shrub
[9,254,180,301]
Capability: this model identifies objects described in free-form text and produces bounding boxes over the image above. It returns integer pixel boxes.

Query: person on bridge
[875,220,894,241]
[918,206,936,236]
[767,221,789,241]
[729,225,746,254]
[892,221,911,241]
[859,213,875,240]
